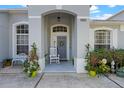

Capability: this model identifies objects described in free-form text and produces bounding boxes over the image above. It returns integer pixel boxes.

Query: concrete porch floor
[0,61,76,74]
[44,61,76,72]
[0,65,23,74]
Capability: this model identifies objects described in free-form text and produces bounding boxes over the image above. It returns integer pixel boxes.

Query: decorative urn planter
[89,70,96,77]
[31,71,37,78]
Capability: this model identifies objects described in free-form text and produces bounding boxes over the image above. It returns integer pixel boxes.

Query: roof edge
[0,7,28,12]
[107,10,124,20]
[90,20,124,25]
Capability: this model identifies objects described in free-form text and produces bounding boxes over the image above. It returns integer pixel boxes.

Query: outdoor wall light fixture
[57,12,61,22]
[57,16,61,22]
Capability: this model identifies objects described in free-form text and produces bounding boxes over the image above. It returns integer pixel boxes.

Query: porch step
[44,62,76,73]
[44,70,76,73]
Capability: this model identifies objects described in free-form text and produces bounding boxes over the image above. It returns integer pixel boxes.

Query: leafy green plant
[96,59,110,75]
[113,49,124,69]
[3,59,12,67]
[85,44,124,77]
[23,43,40,77]
[85,44,110,76]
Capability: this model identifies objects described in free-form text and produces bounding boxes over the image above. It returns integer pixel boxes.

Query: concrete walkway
[107,74,124,88]
[0,73,43,88]
[0,72,124,88]
[36,73,121,88]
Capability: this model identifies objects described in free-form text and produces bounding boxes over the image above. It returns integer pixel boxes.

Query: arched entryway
[51,24,69,60]
[42,10,77,72]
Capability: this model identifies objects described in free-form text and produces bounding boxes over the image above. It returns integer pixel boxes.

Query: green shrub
[114,49,124,69]
[23,43,40,77]
[85,44,112,76]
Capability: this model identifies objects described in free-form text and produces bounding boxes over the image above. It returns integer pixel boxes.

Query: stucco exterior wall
[0,12,9,61]
[9,13,28,58]
[118,31,124,49]
[44,13,74,61]
[1,6,124,73]
[75,18,90,73]
[28,5,89,17]
[28,5,90,73]
[62,5,89,16]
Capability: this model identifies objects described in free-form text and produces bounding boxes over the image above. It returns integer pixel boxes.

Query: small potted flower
[23,43,40,78]
[89,67,97,77]
[3,59,12,67]
[85,62,97,77]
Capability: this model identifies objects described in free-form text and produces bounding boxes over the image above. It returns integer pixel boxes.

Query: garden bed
[85,44,124,77]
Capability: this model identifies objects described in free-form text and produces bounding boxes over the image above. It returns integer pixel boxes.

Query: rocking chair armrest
[50,55,53,57]
[50,55,56,58]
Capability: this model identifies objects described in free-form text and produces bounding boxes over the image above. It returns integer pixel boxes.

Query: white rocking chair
[49,47,60,64]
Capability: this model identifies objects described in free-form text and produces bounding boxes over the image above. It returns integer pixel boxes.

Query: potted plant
[3,59,12,67]
[88,66,97,77]
[23,43,40,78]
[85,44,97,77]
[85,53,97,77]
[89,70,97,77]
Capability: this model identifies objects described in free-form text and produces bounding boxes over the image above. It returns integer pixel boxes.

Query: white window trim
[50,24,70,60]
[93,27,114,49]
[12,21,29,57]
[95,30,110,45]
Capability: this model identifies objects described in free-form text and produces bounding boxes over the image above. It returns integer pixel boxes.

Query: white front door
[50,24,70,60]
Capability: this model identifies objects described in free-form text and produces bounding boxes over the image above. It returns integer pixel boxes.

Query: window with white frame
[53,26,67,32]
[16,24,29,55]
[95,30,110,49]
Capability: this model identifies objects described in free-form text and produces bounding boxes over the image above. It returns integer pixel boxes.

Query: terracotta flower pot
[89,71,96,77]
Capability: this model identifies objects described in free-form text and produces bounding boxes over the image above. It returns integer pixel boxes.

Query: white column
[74,17,89,73]
[29,16,45,72]
[112,29,118,49]
[89,29,94,50]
